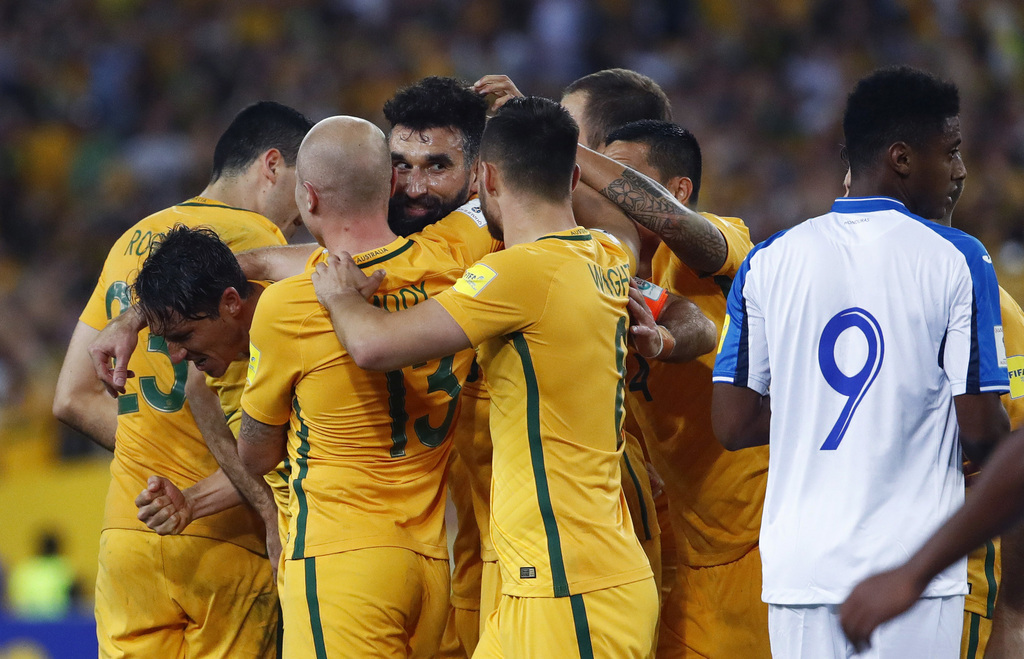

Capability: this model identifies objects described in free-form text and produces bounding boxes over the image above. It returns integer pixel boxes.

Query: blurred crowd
[2,0,1024,460]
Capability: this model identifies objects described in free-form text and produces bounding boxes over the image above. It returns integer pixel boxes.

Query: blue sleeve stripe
[967,291,981,394]
[734,297,750,387]
[907,219,1008,394]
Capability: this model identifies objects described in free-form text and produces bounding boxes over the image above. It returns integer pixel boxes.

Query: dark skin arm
[711,383,771,450]
[575,145,728,275]
[988,522,1024,657]
[627,283,716,363]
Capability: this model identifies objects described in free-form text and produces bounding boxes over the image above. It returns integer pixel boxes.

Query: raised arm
[571,182,641,272]
[576,144,727,275]
[53,321,118,451]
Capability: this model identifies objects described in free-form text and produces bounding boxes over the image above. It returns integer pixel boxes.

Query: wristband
[655,325,676,359]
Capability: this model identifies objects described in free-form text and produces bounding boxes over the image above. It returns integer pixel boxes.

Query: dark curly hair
[844,66,959,175]
[132,225,250,334]
[383,76,488,165]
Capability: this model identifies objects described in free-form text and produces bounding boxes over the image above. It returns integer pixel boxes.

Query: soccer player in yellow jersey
[577,120,765,658]
[52,101,312,658]
[237,115,500,659]
[312,97,657,658]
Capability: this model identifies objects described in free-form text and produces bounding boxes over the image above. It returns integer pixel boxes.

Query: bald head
[296,116,392,216]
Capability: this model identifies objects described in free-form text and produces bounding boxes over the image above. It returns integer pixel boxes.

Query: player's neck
[500,198,577,247]
[320,212,400,257]
[200,174,260,215]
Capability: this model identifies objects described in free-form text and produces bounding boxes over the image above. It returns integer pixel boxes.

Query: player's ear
[480,161,498,196]
[261,148,284,182]
[888,142,911,178]
[221,287,243,316]
[467,158,480,195]
[303,181,319,214]
[668,176,693,206]
[570,163,581,192]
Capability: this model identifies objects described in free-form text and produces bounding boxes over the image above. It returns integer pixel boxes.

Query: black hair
[210,101,313,182]
[480,97,579,202]
[132,225,250,334]
[563,69,672,148]
[843,66,960,174]
[383,76,488,164]
[606,120,703,205]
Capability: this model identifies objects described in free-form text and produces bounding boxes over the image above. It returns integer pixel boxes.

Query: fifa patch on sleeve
[996,325,1007,369]
[633,278,667,320]
[247,343,261,385]
[717,315,731,355]
[1008,354,1024,399]
[453,263,497,298]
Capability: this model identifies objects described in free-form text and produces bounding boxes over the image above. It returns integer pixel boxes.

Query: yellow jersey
[435,226,652,598]
[79,197,288,554]
[964,286,1024,617]
[241,209,499,561]
[453,362,497,562]
[626,211,762,566]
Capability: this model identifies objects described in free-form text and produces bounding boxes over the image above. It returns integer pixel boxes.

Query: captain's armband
[632,278,667,321]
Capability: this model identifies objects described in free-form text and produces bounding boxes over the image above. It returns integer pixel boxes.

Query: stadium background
[1,0,1023,655]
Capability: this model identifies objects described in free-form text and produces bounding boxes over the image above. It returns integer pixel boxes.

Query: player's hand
[839,565,924,651]
[89,307,145,396]
[473,75,525,114]
[646,461,665,500]
[311,253,386,311]
[627,282,663,359]
[136,476,193,535]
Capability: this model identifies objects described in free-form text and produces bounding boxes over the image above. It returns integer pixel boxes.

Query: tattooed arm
[576,144,727,275]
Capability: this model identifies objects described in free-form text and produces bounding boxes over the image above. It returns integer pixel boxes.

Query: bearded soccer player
[53,101,312,658]
[312,97,658,658]
[237,115,501,659]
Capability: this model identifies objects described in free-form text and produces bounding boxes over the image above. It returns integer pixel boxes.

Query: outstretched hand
[88,307,145,396]
[311,253,386,311]
[135,476,193,535]
[473,75,525,114]
[839,565,924,651]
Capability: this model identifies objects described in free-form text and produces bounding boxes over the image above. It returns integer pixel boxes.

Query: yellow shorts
[474,577,658,659]
[962,611,993,659]
[95,529,278,659]
[438,604,480,659]
[479,559,502,640]
[657,545,770,659]
[282,547,449,659]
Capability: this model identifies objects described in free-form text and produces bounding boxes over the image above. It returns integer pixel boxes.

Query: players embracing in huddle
[57,65,1024,659]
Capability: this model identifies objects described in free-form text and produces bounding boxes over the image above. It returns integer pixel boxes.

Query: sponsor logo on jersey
[1008,354,1024,399]
[247,343,262,385]
[453,263,497,298]
[456,198,486,228]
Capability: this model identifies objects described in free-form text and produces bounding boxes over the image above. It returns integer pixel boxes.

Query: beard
[387,181,471,237]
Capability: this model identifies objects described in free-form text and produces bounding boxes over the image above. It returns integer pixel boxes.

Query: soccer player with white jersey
[712,66,1010,657]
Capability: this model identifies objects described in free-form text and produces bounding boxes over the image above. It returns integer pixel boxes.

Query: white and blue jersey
[713,196,1009,605]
